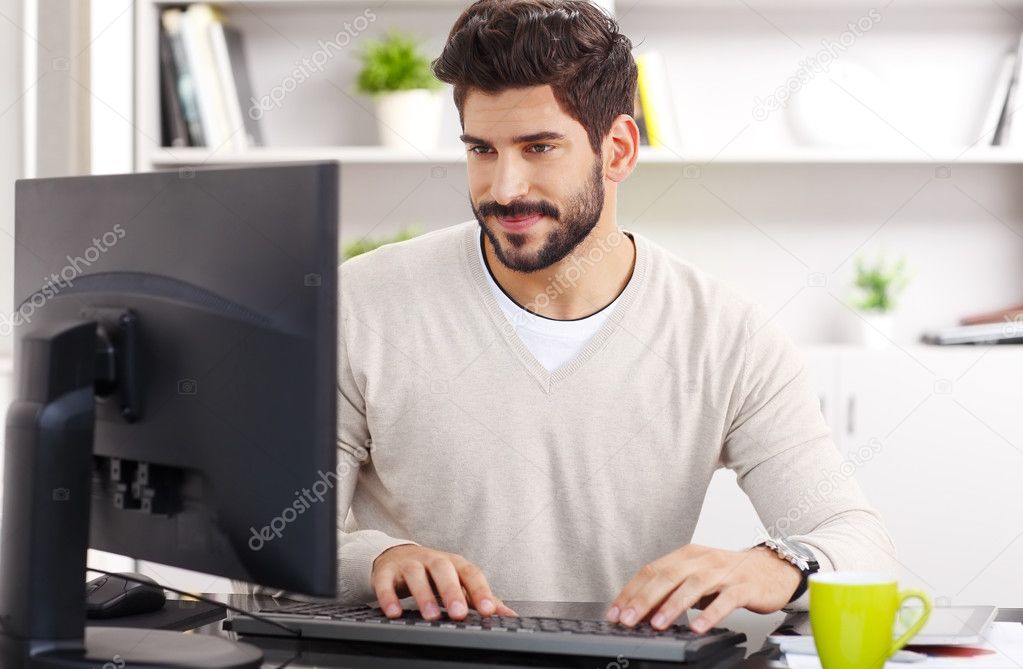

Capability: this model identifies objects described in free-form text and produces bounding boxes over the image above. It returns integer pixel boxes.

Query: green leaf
[355,31,441,94]
[851,253,913,313]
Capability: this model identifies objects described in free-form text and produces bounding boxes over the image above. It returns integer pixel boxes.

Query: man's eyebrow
[459,131,566,145]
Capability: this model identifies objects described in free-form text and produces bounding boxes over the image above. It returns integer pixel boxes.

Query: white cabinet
[694,345,1023,608]
[837,347,1023,608]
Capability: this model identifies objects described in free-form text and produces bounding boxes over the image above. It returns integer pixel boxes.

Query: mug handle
[889,589,933,657]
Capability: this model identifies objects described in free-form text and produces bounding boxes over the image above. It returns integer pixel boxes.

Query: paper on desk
[784,622,1023,669]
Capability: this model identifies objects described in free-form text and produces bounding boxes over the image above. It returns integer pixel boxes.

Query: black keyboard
[226,602,747,662]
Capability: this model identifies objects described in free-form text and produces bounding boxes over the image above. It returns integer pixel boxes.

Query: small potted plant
[851,253,912,348]
[355,32,443,151]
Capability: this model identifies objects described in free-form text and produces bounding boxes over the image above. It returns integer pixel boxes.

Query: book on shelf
[633,86,650,145]
[158,23,189,147]
[159,4,261,150]
[223,26,263,147]
[989,31,1023,146]
[635,51,681,151]
[160,9,204,147]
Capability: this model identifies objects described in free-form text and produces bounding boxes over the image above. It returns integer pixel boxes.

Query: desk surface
[193,597,1023,669]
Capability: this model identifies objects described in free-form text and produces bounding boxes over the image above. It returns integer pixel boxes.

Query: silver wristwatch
[757,537,820,603]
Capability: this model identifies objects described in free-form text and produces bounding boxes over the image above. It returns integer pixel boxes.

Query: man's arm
[721,304,898,607]
[337,290,515,619]
[606,304,896,632]
[335,333,419,604]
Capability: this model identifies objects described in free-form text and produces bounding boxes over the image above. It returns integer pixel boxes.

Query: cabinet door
[802,347,843,438]
[838,347,1023,608]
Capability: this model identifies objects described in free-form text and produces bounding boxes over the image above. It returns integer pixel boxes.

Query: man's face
[461,85,606,273]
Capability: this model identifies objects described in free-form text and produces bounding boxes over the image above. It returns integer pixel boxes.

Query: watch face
[785,540,816,563]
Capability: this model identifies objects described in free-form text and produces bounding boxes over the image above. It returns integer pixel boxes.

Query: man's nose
[490,157,529,205]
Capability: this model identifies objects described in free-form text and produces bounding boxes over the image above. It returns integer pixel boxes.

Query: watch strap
[756,539,819,603]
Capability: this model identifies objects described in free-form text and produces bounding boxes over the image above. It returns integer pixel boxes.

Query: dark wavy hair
[432,0,637,153]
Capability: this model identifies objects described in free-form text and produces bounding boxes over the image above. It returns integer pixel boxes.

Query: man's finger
[647,585,697,630]
[617,563,690,627]
[425,558,469,620]
[690,587,746,634]
[456,561,499,616]
[607,563,661,623]
[372,567,404,618]
[648,577,719,630]
[401,562,442,620]
[494,600,518,617]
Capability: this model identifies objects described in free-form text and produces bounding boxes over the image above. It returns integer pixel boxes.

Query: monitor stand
[0,319,262,669]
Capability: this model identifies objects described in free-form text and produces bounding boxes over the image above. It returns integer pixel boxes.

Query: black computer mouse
[85,573,166,619]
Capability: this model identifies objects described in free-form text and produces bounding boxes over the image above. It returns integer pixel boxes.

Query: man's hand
[606,544,802,633]
[371,544,517,621]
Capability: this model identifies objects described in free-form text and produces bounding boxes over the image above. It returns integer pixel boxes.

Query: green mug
[809,571,932,669]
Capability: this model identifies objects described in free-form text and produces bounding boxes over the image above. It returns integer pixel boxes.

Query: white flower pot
[373,89,443,151]
[859,311,895,349]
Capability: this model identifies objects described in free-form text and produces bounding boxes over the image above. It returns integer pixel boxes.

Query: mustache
[477,200,560,221]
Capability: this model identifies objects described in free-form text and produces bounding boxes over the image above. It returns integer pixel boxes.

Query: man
[336,0,895,634]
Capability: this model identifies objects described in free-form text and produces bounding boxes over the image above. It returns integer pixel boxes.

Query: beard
[472,156,605,273]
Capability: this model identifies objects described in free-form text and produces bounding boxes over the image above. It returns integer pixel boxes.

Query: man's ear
[603,114,640,183]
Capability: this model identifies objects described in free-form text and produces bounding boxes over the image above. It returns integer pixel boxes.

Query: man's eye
[468,146,493,156]
[528,144,554,153]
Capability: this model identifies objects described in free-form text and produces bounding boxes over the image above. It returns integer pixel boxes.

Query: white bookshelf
[135,0,1023,170]
[132,0,1023,346]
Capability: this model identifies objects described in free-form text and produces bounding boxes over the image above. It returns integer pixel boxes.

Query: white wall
[0,0,21,359]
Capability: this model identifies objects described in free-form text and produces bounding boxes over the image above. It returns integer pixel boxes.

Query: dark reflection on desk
[250,635,747,669]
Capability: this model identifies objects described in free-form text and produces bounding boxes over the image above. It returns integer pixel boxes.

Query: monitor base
[20,627,262,669]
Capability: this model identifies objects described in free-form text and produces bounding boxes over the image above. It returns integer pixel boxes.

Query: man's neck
[482,224,637,321]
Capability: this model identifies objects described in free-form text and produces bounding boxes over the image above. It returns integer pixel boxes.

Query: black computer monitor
[0,163,340,668]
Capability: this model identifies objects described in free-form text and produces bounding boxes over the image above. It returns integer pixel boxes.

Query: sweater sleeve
[334,305,418,605]
[720,305,897,610]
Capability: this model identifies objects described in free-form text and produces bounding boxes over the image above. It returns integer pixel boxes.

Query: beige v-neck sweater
[335,221,896,608]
